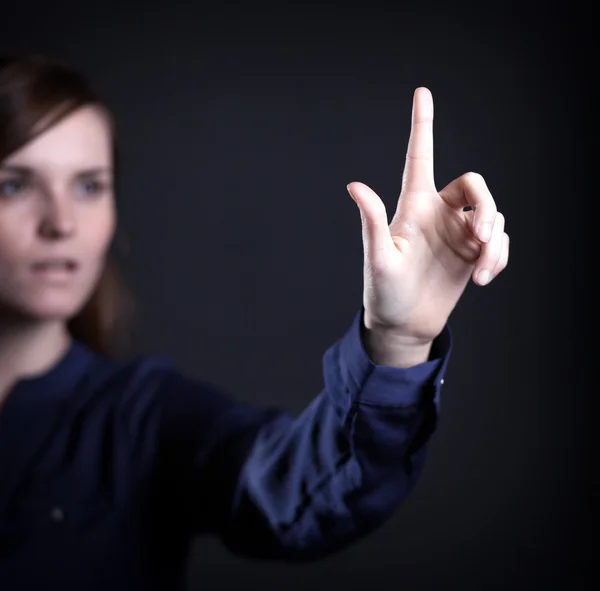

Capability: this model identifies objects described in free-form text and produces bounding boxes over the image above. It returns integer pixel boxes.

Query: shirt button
[50,507,64,522]
[440,378,445,385]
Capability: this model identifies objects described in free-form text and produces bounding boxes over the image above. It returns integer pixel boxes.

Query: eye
[75,178,111,197]
[0,177,29,198]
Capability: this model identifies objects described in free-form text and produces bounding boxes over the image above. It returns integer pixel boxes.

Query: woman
[0,54,508,589]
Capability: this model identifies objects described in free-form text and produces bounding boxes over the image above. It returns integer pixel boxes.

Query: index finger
[402,87,436,192]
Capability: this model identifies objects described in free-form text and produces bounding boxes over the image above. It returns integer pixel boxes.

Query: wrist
[361,324,433,368]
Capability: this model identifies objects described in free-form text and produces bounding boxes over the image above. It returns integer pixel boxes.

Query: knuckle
[463,171,484,185]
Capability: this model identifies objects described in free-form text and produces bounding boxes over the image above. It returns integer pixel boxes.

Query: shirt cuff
[324,307,452,410]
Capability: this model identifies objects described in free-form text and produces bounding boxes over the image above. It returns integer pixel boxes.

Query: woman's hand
[348,87,509,367]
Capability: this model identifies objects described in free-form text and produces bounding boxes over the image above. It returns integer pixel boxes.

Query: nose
[38,196,76,240]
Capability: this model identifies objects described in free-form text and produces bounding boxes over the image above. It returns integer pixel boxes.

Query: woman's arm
[155,307,451,561]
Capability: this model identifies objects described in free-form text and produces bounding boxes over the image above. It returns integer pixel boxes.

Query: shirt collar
[10,340,97,401]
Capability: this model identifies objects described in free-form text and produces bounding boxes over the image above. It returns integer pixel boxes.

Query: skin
[351,87,509,368]
[0,106,115,406]
[0,87,509,408]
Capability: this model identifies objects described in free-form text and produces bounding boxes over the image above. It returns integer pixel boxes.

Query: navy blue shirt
[0,308,451,590]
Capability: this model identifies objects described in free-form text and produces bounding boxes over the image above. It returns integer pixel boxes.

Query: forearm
[220,389,433,561]
[217,308,452,561]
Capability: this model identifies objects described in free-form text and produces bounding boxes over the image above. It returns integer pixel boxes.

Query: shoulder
[82,347,179,408]
[76,343,274,435]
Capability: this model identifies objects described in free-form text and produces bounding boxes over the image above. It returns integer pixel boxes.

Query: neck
[0,312,71,406]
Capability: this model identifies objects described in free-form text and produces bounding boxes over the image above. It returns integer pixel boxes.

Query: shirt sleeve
[155,307,452,561]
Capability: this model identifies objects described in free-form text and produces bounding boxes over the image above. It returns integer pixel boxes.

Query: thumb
[347,182,395,263]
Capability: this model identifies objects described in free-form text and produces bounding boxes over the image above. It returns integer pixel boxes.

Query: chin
[16,293,91,323]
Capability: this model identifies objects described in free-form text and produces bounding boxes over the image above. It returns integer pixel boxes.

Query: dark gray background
[2,1,593,589]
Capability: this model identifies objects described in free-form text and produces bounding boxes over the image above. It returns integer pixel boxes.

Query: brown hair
[0,53,132,357]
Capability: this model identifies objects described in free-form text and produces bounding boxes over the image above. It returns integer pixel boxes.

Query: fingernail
[346,185,356,202]
[478,222,492,242]
[478,269,491,285]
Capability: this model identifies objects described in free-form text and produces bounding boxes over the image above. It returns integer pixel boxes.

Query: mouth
[30,258,79,280]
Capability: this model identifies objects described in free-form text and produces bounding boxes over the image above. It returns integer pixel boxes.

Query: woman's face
[0,106,116,322]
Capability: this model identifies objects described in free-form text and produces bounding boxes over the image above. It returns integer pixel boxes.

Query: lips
[32,258,77,269]
[30,258,79,279]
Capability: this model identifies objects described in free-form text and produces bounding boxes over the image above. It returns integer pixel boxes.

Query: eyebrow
[0,165,112,176]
